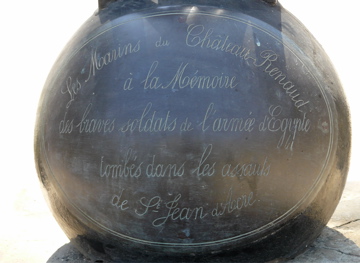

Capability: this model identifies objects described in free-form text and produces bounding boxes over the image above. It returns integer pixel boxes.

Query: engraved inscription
[221,157,271,178]
[186,24,253,57]
[111,189,130,211]
[155,36,170,48]
[86,40,141,81]
[192,144,216,177]
[150,194,208,227]
[211,188,256,217]
[255,51,310,110]
[44,12,332,244]
[133,188,256,227]
[76,104,116,134]
[119,102,177,133]
[186,24,310,110]
[146,155,185,178]
[142,61,239,90]
[100,149,142,179]
[259,105,311,150]
[200,103,255,132]
[59,111,74,134]
[61,77,82,109]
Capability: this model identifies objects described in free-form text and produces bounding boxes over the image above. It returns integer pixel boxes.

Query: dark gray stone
[36,0,351,262]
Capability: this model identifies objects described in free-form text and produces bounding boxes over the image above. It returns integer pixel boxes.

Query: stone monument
[35,0,351,261]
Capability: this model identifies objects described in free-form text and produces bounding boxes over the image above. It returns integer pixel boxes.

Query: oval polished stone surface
[35,1,350,262]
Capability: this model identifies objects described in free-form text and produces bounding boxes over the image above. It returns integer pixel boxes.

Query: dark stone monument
[35,0,351,262]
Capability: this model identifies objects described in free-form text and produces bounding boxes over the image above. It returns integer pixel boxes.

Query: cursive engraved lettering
[186,24,254,60]
[255,50,310,110]
[179,118,193,132]
[123,73,134,91]
[199,103,255,132]
[85,40,141,82]
[61,77,82,108]
[146,155,185,178]
[100,149,142,178]
[111,188,129,211]
[59,111,74,134]
[135,196,162,217]
[142,61,239,90]
[186,24,310,111]
[119,102,177,133]
[259,105,311,150]
[151,194,208,227]
[155,36,170,47]
[120,188,257,227]
[192,144,216,177]
[76,103,115,133]
[212,188,256,217]
[221,157,271,177]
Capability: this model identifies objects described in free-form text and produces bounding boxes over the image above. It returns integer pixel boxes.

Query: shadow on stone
[288,226,360,263]
[47,242,90,263]
[47,227,360,263]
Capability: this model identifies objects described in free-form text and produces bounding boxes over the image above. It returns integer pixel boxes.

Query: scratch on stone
[334,219,360,229]
[318,245,360,258]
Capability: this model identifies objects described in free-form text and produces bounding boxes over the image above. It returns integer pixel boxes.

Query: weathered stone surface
[290,227,360,263]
